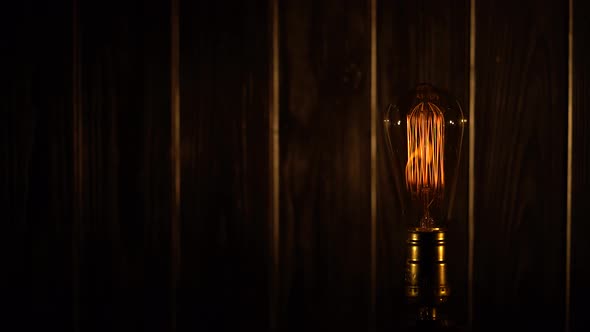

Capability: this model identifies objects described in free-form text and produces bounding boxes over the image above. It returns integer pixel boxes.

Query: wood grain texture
[377,0,469,330]
[571,1,590,331]
[177,1,270,330]
[1,1,74,330]
[5,1,588,331]
[278,1,371,331]
[77,0,172,330]
[473,0,567,330]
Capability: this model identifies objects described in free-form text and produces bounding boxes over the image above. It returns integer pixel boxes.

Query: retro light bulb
[384,83,466,325]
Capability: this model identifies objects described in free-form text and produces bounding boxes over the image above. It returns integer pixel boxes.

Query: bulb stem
[420,188,435,229]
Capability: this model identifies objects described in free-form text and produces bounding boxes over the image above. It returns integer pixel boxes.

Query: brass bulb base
[405,227,450,325]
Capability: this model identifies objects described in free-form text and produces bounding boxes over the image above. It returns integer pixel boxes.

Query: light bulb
[383,83,466,324]
[384,83,465,230]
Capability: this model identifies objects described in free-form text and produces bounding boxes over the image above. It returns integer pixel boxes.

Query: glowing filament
[405,102,445,199]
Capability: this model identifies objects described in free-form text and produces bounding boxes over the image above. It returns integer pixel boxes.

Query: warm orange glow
[405,102,445,208]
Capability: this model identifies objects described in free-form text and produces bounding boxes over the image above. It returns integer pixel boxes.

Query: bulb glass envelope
[384,83,466,229]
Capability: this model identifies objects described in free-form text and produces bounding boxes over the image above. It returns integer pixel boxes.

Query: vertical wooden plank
[139,2,174,329]
[269,0,281,330]
[278,0,372,330]
[570,0,590,331]
[72,0,82,330]
[1,0,74,330]
[468,0,477,328]
[78,0,172,330]
[1,3,32,330]
[177,0,270,330]
[170,0,181,330]
[473,0,567,330]
[370,0,378,330]
[377,0,470,329]
[565,1,573,331]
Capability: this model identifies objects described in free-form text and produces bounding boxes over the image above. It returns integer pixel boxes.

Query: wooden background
[3,0,589,331]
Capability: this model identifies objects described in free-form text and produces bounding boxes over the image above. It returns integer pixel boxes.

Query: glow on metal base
[405,227,449,324]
